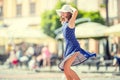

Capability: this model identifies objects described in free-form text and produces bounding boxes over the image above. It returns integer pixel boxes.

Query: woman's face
[60,12,68,18]
[60,12,72,23]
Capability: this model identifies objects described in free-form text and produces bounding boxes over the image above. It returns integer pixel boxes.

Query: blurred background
[0,0,120,80]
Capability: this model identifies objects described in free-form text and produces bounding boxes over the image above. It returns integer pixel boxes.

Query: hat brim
[56,9,72,16]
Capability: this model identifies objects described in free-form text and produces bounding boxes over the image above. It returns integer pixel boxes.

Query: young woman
[56,5,96,80]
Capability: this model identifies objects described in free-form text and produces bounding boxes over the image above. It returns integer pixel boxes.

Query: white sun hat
[56,5,73,16]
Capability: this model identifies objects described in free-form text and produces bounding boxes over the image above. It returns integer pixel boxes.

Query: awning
[56,22,108,39]
[105,24,120,36]
[0,25,55,45]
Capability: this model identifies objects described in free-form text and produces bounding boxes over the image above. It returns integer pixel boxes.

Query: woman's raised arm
[68,6,78,28]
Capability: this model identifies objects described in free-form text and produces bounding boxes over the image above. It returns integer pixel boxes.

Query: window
[30,2,35,15]
[16,4,22,16]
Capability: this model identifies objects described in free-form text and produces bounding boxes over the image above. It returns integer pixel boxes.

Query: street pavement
[0,65,120,80]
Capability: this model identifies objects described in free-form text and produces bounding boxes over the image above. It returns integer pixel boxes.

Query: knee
[64,69,70,75]
[64,64,70,73]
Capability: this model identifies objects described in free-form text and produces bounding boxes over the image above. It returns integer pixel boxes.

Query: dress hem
[58,51,88,71]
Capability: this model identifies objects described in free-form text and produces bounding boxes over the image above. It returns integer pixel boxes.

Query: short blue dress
[58,22,96,71]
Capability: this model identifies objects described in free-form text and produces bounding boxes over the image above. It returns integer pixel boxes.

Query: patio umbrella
[7,27,55,44]
[18,28,55,44]
[75,22,108,38]
[56,22,108,39]
[105,23,120,36]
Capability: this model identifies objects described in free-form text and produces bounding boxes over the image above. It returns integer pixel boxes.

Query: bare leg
[47,58,51,66]
[64,52,80,80]
[114,64,118,71]
[64,60,73,80]
[113,58,117,71]
[70,69,80,80]
[43,58,47,67]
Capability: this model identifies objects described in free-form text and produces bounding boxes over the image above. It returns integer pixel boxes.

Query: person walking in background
[56,5,96,80]
[8,47,18,68]
[41,45,51,67]
[16,46,23,67]
[113,53,120,72]
[110,39,118,56]
[28,56,37,70]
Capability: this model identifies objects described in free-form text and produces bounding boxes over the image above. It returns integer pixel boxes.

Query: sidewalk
[0,65,120,80]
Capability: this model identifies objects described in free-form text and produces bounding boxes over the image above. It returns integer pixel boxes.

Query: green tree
[80,10,105,25]
[40,1,65,38]
[40,1,105,38]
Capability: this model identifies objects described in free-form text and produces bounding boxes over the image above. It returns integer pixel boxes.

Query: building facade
[0,0,58,27]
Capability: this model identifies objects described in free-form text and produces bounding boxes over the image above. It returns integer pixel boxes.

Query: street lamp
[105,0,112,59]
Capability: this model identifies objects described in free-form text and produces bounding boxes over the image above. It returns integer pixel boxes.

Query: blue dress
[58,22,96,71]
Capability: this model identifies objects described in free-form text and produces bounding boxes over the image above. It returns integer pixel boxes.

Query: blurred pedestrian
[19,45,34,68]
[113,53,120,71]
[28,56,37,70]
[8,47,18,68]
[34,44,43,56]
[41,45,51,67]
[25,45,35,58]
[110,40,118,56]
[56,4,96,80]
[16,46,23,67]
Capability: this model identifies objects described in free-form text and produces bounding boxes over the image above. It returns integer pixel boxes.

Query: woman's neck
[61,21,67,25]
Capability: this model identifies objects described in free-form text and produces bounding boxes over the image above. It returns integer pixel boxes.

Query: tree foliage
[40,1,105,38]
[40,1,65,38]
[79,10,105,25]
